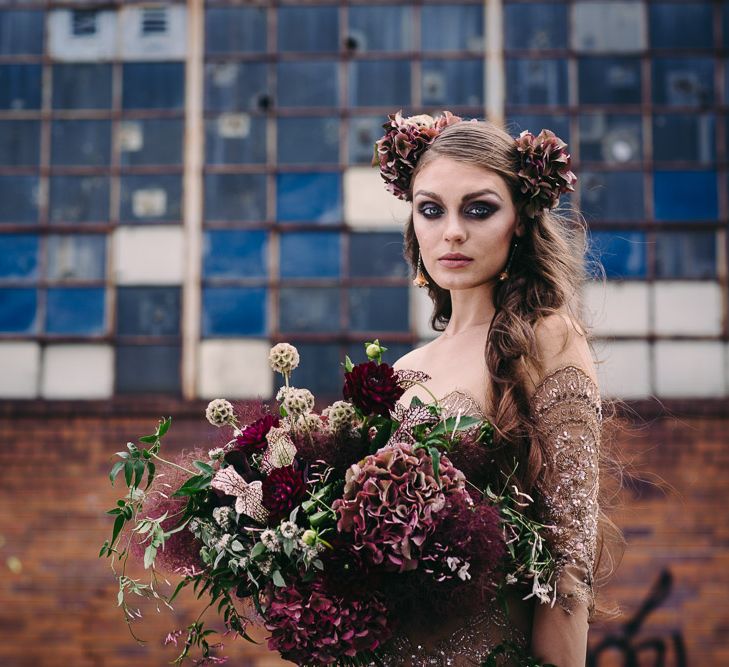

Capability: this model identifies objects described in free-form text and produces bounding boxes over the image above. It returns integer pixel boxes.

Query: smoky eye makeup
[417,200,499,219]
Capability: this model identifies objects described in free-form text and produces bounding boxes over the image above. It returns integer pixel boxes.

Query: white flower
[188,518,200,534]
[446,556,460,572]
[258,557,273,575]
[279,521,299,540]
[323,400,355,432]
[269,343,300,375]
[206,399,235,427]
[212,506,234,531]
[457,562,471,581]
[238,556,249,569]
[261,529,280,552]
[216,533,232,550]
[506,573,518,585]
[208,447,225,461]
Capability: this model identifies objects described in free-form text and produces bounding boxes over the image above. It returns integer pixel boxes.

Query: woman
[371,112,617,666]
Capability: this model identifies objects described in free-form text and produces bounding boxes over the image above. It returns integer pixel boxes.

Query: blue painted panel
[589,231,647,279]
[46,287,106,335]
[122,63,185,110]
[0,288,37,333]
[276,173,341,223]
[202,287,267,336]
[349,286,409,332]
[653,171,718,222]
[0,234,38,279]
[280,232,341,278]
[203,230,268,279]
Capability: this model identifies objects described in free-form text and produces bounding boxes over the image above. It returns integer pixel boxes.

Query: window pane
[589,231,647,279]
[117,286,181,337]
[280,232,341,278]
[505,58,567,106]
[277,117,339,165]
[52,64,112,109]
[347,6,414,53]
[350,232,407,278]
[279,287,340,332]
[0,10,44,55]
[123,63,185,110]
[278,61,338,108]
[203,230,268,279]
[276,173,341,223]
[47,234,106,281]
[0,120,40,166]
[51,120,111,167]
[349,60,410,107]
[278,6,339,52]
[653,114,715,164]
[655,231,716,279]
[422,59,483,107]
[205,63,269,112]
[120,174,182,223]
[116,345,181,394]
[45,287,105,335]
[652,58,714,107]
[273,343,342,395]
[0,64,42,110]
[120,119,184,166]
[581,171,644,222]
[506,114,570,144]
[205,6,267,54]
[0,234,38,280]
[206,114,266,164]
[579,114,642,164]
[421,4,484,53]
[0,176,38,224]
[0,288,37,333]
[204,174,266,222]
[572,1,646,53]
[349,286,409,332]
[505,3,567,50]
[578,57,641,105]
[650,2,713,49]
[653,171,718,222]
[348,115,383,165]
[50,176,109,224]
[202,287,267,336]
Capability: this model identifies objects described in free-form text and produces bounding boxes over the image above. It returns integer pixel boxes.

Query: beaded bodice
[376,364,603,666]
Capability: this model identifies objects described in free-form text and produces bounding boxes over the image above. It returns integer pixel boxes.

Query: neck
[443,281,497,337]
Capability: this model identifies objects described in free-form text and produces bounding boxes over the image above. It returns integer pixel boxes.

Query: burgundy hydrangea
[514,128,577,218]
[265,577,391,665]
[372,110,463,201]
[343,361,404,418]
[261,464,306,523]
[333,442,466,572]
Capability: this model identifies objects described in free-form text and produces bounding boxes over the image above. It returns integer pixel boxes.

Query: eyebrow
[414,188,504,204]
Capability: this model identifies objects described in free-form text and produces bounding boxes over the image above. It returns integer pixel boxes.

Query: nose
[442,211,467,243]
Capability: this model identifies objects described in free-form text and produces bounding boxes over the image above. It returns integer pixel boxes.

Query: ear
[514,217,526,238]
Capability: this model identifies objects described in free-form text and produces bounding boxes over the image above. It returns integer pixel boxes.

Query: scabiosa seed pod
[323,400,356,432]
[206,399,236,427]
[268,343,300,376]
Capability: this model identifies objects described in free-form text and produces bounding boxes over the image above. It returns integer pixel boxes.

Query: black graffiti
[588,569,687,667]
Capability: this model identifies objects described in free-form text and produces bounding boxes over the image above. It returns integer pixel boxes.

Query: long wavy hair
[403,119,624,619]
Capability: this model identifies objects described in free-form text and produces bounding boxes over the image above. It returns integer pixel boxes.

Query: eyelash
[418,202,497,220]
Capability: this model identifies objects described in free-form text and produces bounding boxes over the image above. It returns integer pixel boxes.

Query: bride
[372,113,614,666]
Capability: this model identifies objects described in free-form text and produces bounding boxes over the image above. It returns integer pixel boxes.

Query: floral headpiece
[372,110,577,218]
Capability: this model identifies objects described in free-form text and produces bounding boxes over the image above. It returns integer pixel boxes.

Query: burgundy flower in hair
[514,128,577,219]
[372,110,463,201]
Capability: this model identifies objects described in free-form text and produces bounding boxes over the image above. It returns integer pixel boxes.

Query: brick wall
[0,401,725,666]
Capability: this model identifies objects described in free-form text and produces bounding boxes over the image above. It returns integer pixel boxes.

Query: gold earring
[413,252,429,288]
[499,239,518,282]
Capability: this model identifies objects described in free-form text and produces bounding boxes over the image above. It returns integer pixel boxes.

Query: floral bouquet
[100,341,558,666]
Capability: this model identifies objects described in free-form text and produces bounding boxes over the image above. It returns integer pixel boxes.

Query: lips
[438,252,473,269]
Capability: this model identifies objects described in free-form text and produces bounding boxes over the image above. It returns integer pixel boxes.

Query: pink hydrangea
[333,442,466,572]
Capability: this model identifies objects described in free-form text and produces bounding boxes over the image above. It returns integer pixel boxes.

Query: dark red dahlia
[235,414,279,455]
[261,465,306,523]
[343,361,404,417]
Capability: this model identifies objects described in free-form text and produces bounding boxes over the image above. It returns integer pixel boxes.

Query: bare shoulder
[392,339,437,372]
[522,311,598,394]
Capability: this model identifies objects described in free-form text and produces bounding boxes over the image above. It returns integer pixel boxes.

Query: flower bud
[301,529,317,546]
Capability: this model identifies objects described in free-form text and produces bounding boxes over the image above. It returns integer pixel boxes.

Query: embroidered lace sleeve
[529,364,602,618]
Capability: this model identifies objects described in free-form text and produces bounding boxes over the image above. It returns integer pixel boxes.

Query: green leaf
[115,451,130,460]
[429,447,441,484]
[409,395,424,408]
[109,461,125,485]
[249,542,266,559]
[144,461,156,490]
[111,513,126,548]
[172,474,211,497]
[283,539,294,558]
[344,355,354,373]
[117,589,124,606]
[309,510,329,528]
[193,460,214,475]
[123,460,133,488]
[371,418,393,450]
[271,570,285,587]
[143,544,157,569]
[98,541,109,558]
[133,459,145,488]
[169,578,190,604]
[139,435,158,444]
[158,417,171,437]
[230,540,244,553]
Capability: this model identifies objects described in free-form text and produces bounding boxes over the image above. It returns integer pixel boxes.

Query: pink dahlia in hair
[261,465,306,523]
[372,109,463,200]
[343,361,404,418]
[514,128,577,219]
[334,442,466,572]
[265,577,391,665]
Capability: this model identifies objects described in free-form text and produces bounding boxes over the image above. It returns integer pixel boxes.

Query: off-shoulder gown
[374,364,602,667]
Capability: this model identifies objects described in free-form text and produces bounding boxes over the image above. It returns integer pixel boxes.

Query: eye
[418,203,442,218]
[465,202,497,219]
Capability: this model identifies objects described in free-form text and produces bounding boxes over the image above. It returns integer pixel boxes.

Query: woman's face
[412,156,524,292]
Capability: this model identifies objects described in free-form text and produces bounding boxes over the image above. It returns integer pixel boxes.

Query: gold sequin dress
[374,365,602,667]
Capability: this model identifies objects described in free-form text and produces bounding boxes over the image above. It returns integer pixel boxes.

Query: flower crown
[372,109,577,219]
